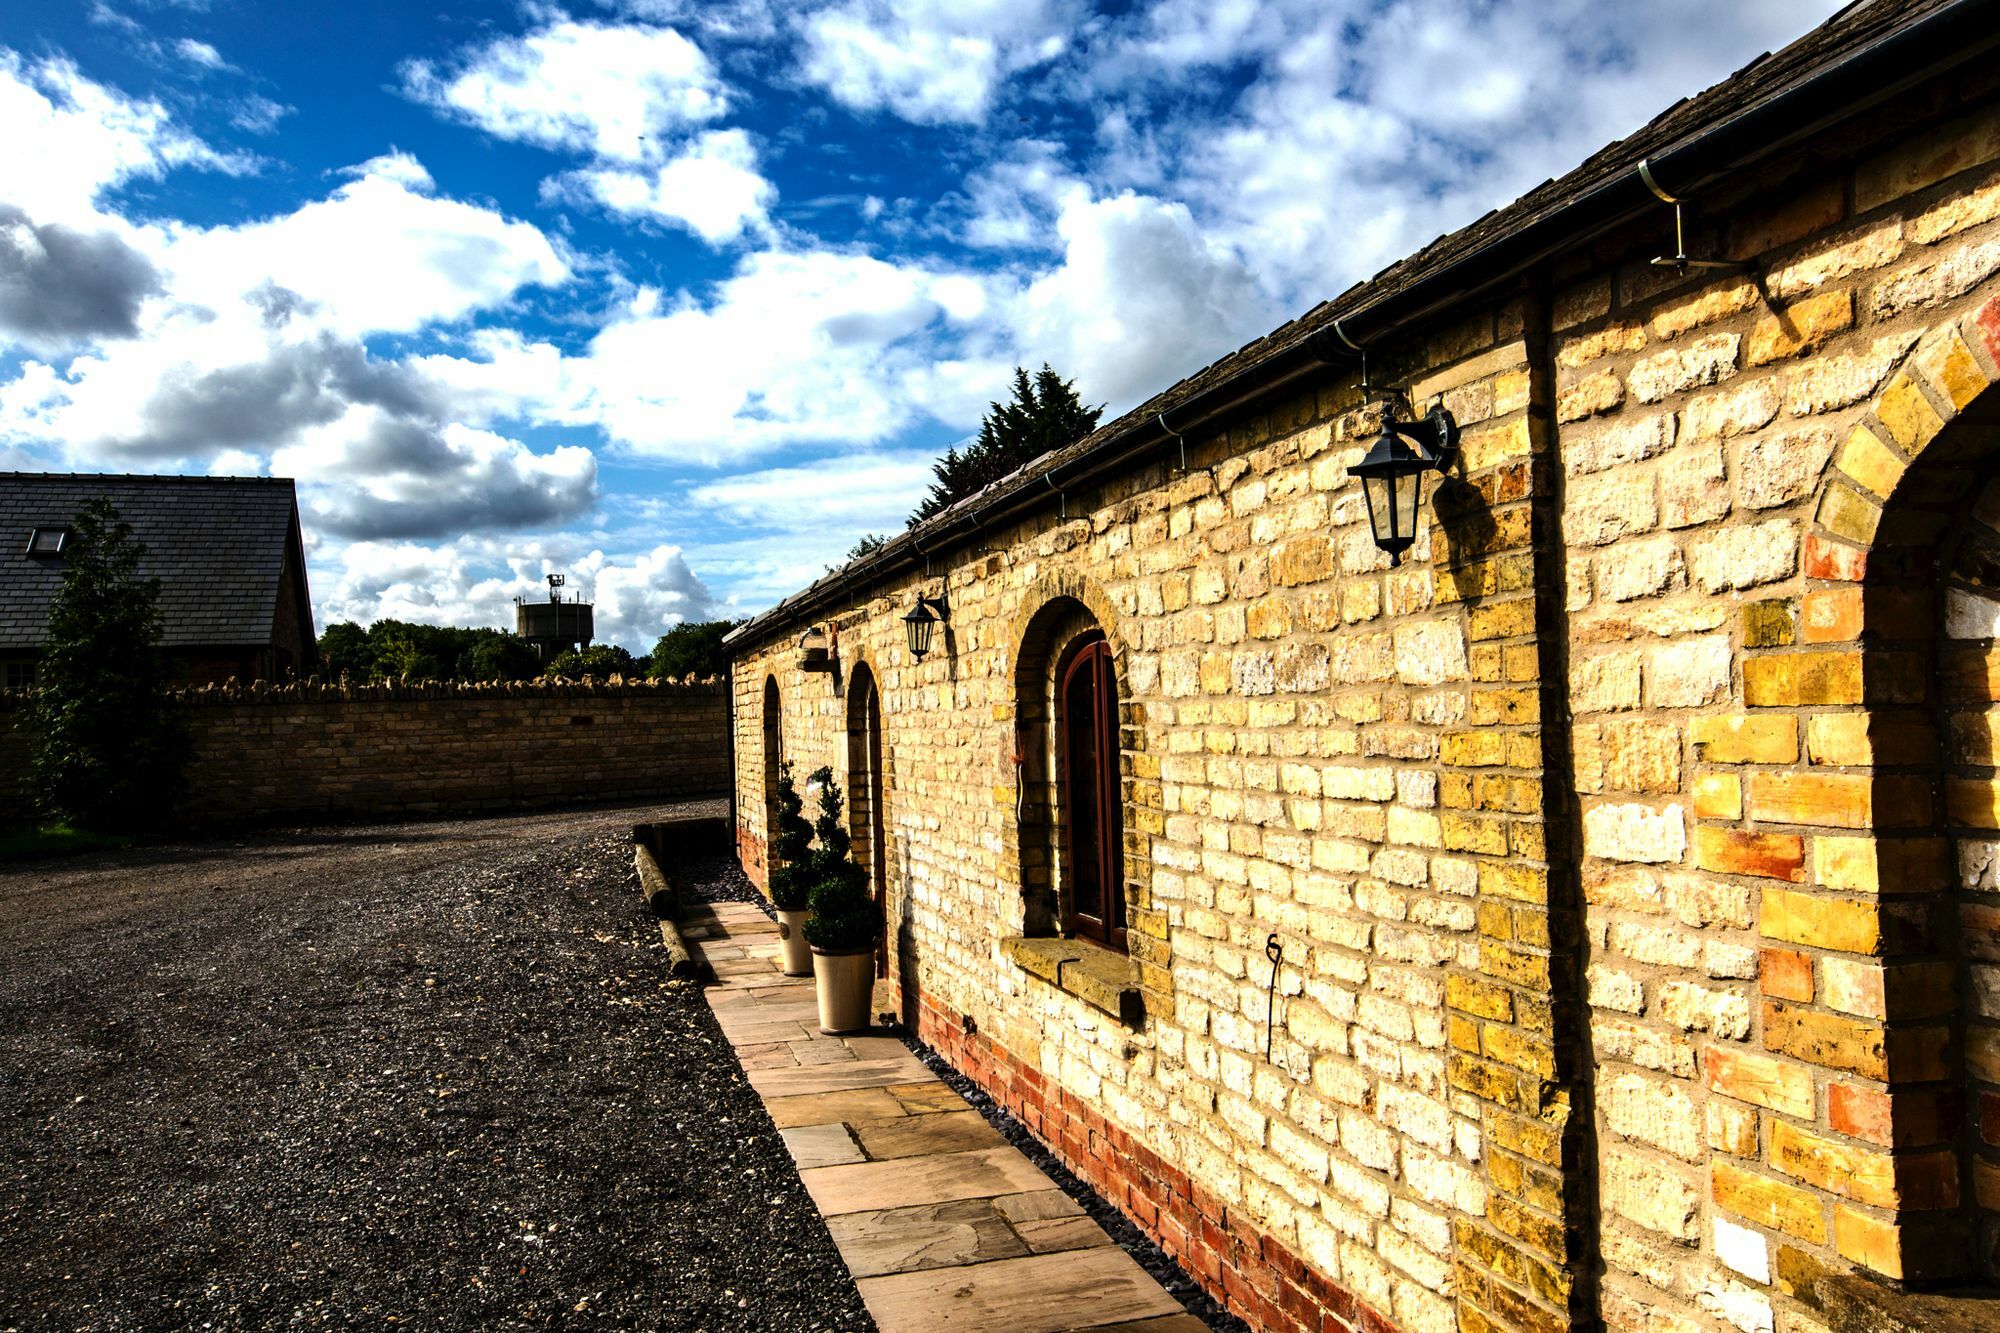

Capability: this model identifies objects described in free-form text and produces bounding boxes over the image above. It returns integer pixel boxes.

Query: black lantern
[903,593,950,661]
[1350,404,1459,566]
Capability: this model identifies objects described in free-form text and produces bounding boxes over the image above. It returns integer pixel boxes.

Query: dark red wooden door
[1060,638,1124,948]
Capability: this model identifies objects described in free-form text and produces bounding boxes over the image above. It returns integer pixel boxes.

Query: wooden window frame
[1057,632,1126,951]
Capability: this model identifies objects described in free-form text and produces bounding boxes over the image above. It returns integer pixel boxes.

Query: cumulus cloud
[559,127,775,242]
[278,414,597,541]
[415,248,989,462]
[1002,190,1275,410]
[0,205,162,348]
[796,0,1077,125]
[0,50,239,225]
[161,152,569,338]
[402,19,728,162]
[405,17,778,249]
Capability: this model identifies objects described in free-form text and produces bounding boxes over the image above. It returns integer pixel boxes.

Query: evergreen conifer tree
[29,497,185,830]
[910,364,1101,523]
[800,766,876,951]
[767,760,816,911]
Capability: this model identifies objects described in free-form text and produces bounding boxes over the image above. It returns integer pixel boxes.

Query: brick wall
[1,678,728,826]
[734,76,2000,1333]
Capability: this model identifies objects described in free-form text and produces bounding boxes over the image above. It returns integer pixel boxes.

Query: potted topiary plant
[767,760,815,976]
[802,765,879,1033]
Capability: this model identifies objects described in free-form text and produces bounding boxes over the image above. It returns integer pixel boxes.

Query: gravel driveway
[0,802,872,1332]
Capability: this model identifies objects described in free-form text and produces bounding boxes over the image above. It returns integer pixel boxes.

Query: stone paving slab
[677,900,1200,1333]
[855,1249,1189,1333]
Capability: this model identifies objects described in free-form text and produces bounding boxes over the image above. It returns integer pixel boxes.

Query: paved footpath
[679,900,1205,1333]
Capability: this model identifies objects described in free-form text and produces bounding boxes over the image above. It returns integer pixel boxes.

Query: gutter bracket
[1157,412,1186,473]
[1638,157,1750,275]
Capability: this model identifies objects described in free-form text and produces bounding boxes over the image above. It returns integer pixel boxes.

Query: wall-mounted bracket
[1638,158,1751,275]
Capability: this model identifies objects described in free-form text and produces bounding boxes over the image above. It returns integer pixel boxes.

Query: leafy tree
[846,533,888,560]
[370,623,447,682]
[646,618,741,682]
[543,643,638,680]
[910,364,1101,523]
[766,760,816,912]
[801,766,877,951]
[463,633,542,682]
[317,621,372,678]
[30,497,185,831]
[314,620,546,683]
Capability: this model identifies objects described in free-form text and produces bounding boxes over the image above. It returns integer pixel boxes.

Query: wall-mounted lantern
[799,625,835,672]
[1351,403,1459,566]
[902,593,950,661]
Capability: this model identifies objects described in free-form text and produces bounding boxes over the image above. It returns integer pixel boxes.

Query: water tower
[515,573,594,661]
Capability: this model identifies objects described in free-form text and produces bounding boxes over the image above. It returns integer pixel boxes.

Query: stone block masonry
[732,47,2000,1333]
[0,678,728,826]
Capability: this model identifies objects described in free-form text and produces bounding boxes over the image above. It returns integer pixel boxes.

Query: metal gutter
[725,0,2000,655]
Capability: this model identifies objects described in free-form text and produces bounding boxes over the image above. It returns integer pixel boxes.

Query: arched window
[1017,597,1128,952]
[761,676,782,881]
[847,662,887,974]
[1059,632,1124,948]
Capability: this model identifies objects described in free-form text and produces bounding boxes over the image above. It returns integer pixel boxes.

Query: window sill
[1001,935,1144,1028]
[1781,1242,2000,1332]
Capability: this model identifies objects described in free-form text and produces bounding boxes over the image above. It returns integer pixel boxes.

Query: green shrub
[801,766,877,952]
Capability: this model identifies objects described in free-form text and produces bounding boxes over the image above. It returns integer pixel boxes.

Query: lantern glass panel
[1394,466,1425,544]
[1362,471,1395,546]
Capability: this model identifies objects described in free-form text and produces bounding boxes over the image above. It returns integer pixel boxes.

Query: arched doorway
[761,676,782,888]
[846,662,887,975]
[1796,319,2000,1288]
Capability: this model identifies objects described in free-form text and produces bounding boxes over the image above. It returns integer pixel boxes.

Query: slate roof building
[726,2,2000,1331]
[0,473,316,688]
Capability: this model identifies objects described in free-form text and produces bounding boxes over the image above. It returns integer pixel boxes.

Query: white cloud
[228,93,291,134]
[318,535,716,651]
[419,247,987,462]
[0,50,238,225]
[688,450,933,530]
[564,127,775,243]
[797,0,1076,125]
[1001,189,1275,410]
[173,38,228,70]
[160,151,569,337]
[402,19,728,162]
[956,140,1083,250]
[275,411,597,540]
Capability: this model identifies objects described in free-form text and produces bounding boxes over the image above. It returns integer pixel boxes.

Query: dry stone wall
[734,79,2000,1333]
[2,678,728,826]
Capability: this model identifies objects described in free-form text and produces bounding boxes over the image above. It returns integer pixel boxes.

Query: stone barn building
[726,2,2000,1330]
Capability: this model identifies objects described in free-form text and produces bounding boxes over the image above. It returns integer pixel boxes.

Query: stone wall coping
[1000,935,1144,1028]
[0,675,725,712]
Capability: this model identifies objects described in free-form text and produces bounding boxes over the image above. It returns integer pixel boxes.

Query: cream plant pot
[775,909,813,976]
[811,947,875,1034]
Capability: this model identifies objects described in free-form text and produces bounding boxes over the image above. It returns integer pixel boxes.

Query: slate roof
[0,473,307,651]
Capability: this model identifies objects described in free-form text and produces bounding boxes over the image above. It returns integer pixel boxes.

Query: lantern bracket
[915,592,950,624]
[1381,403,1460,473]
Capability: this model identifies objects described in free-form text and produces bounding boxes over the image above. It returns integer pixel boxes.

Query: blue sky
[0,0,1834,650]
